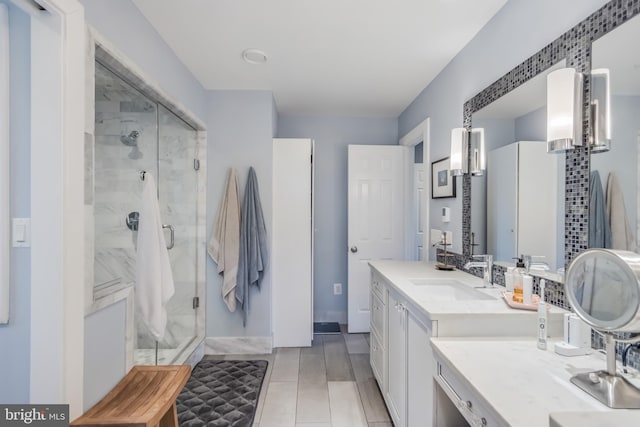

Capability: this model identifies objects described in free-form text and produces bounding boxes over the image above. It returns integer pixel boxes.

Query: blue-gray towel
[236,167,268,326]
[589,170,611,248]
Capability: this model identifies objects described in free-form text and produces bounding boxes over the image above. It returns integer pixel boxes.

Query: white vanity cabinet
[386,289,407,425]
[368,261,567,427]
[434,356,505,427]
[372,272,433,427]
[370,271,387,387]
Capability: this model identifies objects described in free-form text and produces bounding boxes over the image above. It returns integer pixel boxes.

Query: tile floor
[209,331,392,427]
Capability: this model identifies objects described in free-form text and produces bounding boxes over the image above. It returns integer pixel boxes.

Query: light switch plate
[12,218,30,247]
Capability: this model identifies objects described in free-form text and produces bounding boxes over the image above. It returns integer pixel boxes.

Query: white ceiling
[132,0,508,118]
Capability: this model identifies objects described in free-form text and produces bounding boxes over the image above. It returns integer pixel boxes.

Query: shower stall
[93,60,201,365]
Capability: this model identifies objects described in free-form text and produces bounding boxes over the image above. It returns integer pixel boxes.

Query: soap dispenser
[512,257,526,303]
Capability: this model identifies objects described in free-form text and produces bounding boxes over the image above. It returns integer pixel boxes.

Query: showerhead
[120,130,140,146]
[120,130,143,159]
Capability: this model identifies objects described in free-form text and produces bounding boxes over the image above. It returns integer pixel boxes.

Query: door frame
[399,118,430,261]
[11,0,86,415]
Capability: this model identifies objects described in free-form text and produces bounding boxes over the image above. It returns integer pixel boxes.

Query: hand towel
[589,170,611,248]
[136,173,175,341]
[606,172,635,251]
[237,167,268,326]
[208,168,241,312]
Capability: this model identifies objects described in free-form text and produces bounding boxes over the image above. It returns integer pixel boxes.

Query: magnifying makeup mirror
[565,249,640,408]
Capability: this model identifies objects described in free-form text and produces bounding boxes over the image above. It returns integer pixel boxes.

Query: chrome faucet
[464,254,494,288]
[521,255,550,273]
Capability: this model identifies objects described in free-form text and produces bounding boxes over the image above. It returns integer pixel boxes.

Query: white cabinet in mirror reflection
[487,141,560,271]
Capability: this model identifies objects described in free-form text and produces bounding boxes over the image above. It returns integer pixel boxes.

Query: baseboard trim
[205,336,273,355]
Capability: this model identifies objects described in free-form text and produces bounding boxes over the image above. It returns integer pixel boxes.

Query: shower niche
[88,42,206,366]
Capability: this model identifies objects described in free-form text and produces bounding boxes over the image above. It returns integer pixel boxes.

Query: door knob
[350,246,358,253]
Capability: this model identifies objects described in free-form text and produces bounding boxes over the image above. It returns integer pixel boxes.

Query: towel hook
[139,170,146,181]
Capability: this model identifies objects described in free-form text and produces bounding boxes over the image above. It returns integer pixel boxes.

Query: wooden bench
[72,365,191,427]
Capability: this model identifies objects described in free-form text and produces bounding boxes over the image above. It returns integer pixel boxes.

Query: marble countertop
[369,260,566,323]
[431,337,640,426]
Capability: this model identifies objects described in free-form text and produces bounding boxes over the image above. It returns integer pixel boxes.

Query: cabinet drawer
[370,330,384,385]
[436,361,505,427]
[371,292,385,337]
[371,273,385,300]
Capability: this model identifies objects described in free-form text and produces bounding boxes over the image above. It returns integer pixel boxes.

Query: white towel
[136,173,175,341]
[208,168,241,312]
[606,172,635,251]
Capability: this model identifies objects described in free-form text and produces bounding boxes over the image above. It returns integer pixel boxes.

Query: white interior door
[272,138,313,347]
[348,145,405,333]
[413,164,426,261]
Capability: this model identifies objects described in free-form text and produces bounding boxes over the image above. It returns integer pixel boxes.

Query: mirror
[566,249,640,330]
[565,248,640,409]
[590,13,640,253]
[470,61,566,272]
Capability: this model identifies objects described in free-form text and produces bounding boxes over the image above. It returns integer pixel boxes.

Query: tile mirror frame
[460,0,640,291]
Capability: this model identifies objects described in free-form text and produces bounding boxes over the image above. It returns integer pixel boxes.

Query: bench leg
[158,402,178,427]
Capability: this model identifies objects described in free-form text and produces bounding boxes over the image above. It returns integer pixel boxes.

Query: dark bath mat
[177,359,268,427]
[313,321,341,334]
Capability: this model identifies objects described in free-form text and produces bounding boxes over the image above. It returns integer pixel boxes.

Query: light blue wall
[398,0,610,257]
[0,0,30,403]
[80,0,207,121]
[206,90,275,336]
[277,115,398,322]
[515,106,546,141]
[591,95,640,236]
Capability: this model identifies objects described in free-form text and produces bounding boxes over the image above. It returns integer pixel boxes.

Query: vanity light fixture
[450,128,468,176]
[470,128,485,176]
[450,128,485,176]
[589,69,611,153]
[546,67,584,153]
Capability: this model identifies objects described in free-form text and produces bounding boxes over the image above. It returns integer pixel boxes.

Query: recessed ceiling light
[242,48,268,65]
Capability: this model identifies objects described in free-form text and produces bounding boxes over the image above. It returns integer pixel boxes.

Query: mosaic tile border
[459,1,640,367]
[462,0,640,289]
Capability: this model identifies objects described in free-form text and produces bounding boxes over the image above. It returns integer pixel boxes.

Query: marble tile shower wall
[94,99,198,349]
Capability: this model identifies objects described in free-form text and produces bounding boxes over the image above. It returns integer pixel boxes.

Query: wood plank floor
[209,331,391,427]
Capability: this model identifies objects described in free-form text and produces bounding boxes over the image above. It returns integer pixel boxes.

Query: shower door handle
[162,224,175,249]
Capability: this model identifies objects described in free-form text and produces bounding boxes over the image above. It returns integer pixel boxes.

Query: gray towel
[589,171,611,248]
[237,167,268,326]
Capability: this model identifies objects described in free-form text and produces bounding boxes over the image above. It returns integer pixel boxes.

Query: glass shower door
[157,104,198,362]
[94,60,198,365]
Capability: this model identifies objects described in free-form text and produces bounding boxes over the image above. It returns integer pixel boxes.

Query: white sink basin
[414,285,495,301]
[408,279,496,301]
[409,278,469,287]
